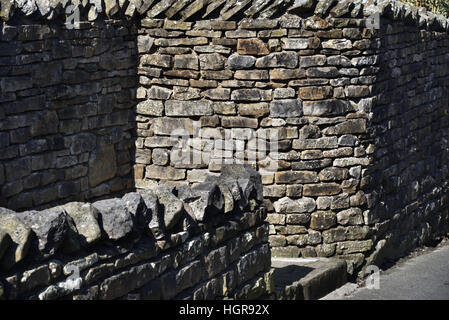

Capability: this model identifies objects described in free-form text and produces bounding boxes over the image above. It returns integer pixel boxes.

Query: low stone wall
[0,165,273,300]
[0,19,138,211]
[1,0,449,279]
[132,1,449,275]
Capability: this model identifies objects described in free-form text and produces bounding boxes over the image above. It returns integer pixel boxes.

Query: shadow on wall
[364,16,449,267]
[0,17,140,211]
[273,265,314,288]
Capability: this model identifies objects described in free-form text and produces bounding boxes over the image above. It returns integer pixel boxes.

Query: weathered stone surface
[178,183,224,222]
[238,103,270,118]
[165,100,213,116]
[337,208,364,226]
[310,211,337,230]
[270,68,306,80]
[275,171,319,184]
[227,54,256,69]
[306,67,340,78]
[281,38,309,49]
[61,202,101,246]
[152,148,170,166]
[303,183,341,196]
[322,39,353,50]
[199,53,226,70]
[88,142,117,188]
[255,52,299,68]
[173,86,201,100]
[92,199,134,241]
[319,167,349,181]
[154,37,208,47]
[145,165,186,180]
[221,116,258,129]
[231,89,271,102]
[299,86,333,100]
[141,54,172,68]
[303,99,353,116]
[0,208,32,269]
[147,86,173,100]
[15,208,69,255]
[136,100,164,116]
[270,99,303,118]
[154,188,184,230]
[203,88,231,100]
[235,70,269,80]
[237,38,269,55]
[336,240,373,254]
[323,119,367,135]
[273,88,295,99]
[273,197,316,213]
[153,118,196,136]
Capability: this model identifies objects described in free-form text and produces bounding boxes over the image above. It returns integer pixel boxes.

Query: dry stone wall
[0,19,138,211]
[134,15,377,273]
[1,0,449,278]
[0,165,273,300]
[132,1,449,274]
[363,19,449,268]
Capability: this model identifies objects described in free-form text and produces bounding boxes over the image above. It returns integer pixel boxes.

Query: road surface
[322,242,449,300]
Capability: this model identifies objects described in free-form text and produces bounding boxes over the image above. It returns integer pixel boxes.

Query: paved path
[322,242,449,300]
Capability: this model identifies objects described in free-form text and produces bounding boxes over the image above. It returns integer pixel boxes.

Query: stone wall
[0,19,138,211]
[1,0,449,278]
[132,1,449,274]
[363,18,449,268]
[134,15,377,274]
[0,165,273,300]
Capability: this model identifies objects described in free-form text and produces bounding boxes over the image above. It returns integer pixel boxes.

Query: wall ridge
[2,0,449,32]
[0,164,273,300]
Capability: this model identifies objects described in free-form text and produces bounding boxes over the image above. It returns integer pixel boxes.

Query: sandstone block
[273,197,316,213]
[227,54,256,69]
[270,99,302,118]
[199,53,227,70]
[275,171,319,184]
[136,100,164,116]
[89,142,117,187]
[310,211,337,230]
[255,52,299,68]
[145,165,186,180]
[237,38,269,55]
[303,183,341,196]
[299,86,333,100]
[165,100,213,116]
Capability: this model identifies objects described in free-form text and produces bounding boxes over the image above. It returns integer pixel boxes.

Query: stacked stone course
[1,0,449,280]
[0,165,273,300]
[0,20,138,211]
[134,9,378,274]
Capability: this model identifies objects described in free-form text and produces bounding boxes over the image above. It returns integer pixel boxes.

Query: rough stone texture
[0,21,136,210]
[92,199,134,241]
[2,0,449,284]
[0,166,272,301]
[60,202,102,246]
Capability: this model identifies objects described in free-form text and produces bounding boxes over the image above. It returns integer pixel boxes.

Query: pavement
[272,257,348,300]
[321,241,449,300]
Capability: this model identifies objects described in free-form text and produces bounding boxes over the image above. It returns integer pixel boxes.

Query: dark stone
[15,208,69,255]
[92,199,134,241]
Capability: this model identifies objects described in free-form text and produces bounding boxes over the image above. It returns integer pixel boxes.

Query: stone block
[237,38,269,55]
[165,100,213,116]
[310,211,337,230]
[255,52,299,68]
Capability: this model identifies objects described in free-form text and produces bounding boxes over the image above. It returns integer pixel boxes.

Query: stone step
[272,257,348,300]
